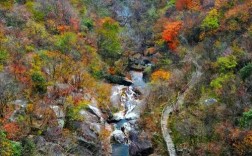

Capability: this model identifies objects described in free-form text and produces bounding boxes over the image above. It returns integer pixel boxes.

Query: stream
[110,71,150,156]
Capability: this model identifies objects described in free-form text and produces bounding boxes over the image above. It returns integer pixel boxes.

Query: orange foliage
[10,63,29,83]
[108,67,115,75]
[224,1,251,22]
[162,21,183,50]
[3,122,21,140]
[175,0,201,11]
[231,130,252,155]
[151,69,171,82]
[176,0,193,11]
[57,25,70,33]
[99,127,111,140]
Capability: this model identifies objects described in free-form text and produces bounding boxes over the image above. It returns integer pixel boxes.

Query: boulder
[204,98,218,105]
[112,111,125,121]
[111,130,127,144]
[105,75,133,86]
[87,105,103,120]
[79,109,99,123]
[44,126,63,141]
[125,112,139,120]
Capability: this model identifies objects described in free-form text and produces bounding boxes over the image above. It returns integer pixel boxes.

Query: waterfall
[110,71,148,156]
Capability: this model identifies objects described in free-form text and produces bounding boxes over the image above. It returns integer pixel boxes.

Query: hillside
[0,0,251,156]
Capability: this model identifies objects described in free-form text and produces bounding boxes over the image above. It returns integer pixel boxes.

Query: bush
[55,32,77,55]
[240,109,252,128]
[216,55,237,72]
[0,131,22,156]
[240,63,252,80]
[21,138,36,156]
[0,50,8,64]
[151,69,171,82]
[66,98,89,122]
[25,1,45,22]
[210,73,235,90]
[31,72,47,94]
[0,50,8,70]
[201,9,219,31]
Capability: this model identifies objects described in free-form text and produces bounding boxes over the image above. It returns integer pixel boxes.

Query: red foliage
[3,122,21,140]
[10,63,29,83]
[70,18,80,31]
[162,21,183,51]
[57,25,70,33]
[176,0,193,10]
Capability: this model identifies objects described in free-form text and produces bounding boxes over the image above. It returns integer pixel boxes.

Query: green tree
[210,73,235,90]
[31,72,47,94]
[97,17,122,65]
[216,55,237,72]
[240,63,252,80]
[240,109,252,128]
[201,9,219,31]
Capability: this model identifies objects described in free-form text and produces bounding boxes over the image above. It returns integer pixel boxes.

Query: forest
[0,0,251,156]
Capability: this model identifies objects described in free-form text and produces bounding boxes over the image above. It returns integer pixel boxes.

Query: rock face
[129,131,153,156]
[105,75,133,86]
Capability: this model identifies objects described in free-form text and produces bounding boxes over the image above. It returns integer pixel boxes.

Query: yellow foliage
[26,104,34,113]
[151,70,171,82]
[99,128,111,140]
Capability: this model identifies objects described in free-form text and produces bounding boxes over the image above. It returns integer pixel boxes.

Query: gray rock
[204,98,218,105]
[50,105,65,118]
[79,109,99,123]
[112,130,127,144]
[87,105,103,121]
[129,131,153,156]
[48,144,65,156]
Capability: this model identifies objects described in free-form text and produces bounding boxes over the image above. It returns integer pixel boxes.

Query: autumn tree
[175,0,193,11]
[151,69,171,82]
[162,21,183,51]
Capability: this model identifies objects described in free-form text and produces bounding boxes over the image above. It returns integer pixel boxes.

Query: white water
[110,71,148,156]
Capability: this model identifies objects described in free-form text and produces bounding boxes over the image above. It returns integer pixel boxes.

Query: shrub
[0,50,8,64]
[216,55,237,72]
[67,98,89,122]
[0,50,8,70]
[151,69,171,82]
[210,73,235,90]
[240,63,252,80]
[55,32,77,55]
[240,109,252,128]
[31,72,47,94]
[0,131,22,156]
[25,1,45,21]
[201,9,219,31]
[21,138,36,156]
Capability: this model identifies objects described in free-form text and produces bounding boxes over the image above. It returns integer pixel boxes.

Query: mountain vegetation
[0,0,251,156]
